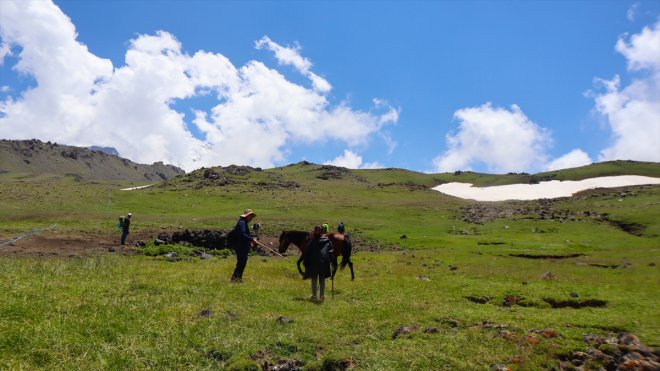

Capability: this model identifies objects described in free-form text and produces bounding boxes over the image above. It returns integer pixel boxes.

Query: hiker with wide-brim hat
[230,209,258,282]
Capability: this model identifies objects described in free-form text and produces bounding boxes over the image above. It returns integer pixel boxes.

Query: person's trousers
[120,230,129,245]
[232,245,249,279]
[311,273,325,298]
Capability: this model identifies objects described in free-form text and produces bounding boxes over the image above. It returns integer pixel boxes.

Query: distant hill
[0,139,185,181]
[87,145,120,156]
[159,160,660,191]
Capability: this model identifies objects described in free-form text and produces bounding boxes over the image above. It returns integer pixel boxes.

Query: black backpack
[226,225,239,248]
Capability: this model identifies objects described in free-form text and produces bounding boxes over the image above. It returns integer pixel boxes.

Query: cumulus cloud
[432,103,552,173]
[0,0,397,171]
[0,42,11,64]
[255,35,331,93]
[545,149,592,171]
[324,149,382,169]
[593,21,660,163]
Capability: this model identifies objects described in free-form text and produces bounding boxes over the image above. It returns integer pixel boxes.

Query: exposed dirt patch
[543,298,607,309]
[583,262,632,269]
[0,231,128,257]
[465,295,492,304]
[510,253,584,259]
[607,220,645,236]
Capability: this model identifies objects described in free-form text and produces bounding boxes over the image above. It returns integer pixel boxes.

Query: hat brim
[240,212,256,218]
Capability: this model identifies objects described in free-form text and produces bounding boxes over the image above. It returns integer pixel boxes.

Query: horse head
[278,230,291,254]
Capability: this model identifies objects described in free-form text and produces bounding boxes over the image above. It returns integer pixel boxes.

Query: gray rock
[276,316,293,324]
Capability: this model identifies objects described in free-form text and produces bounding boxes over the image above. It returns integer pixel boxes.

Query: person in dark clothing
[120,213,132,245]
[304,225,333,302]
[231,209,258,282]
[252,220,261,240]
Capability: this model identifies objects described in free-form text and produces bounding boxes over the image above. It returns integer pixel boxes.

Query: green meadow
[0,161,658,369]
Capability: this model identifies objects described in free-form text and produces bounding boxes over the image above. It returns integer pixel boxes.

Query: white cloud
[0,42,11,64]
[615,22,660,71]
[545,149,592,171]
[593,21,660,163]
[0,0,397,171]
[256,36,311,74]
[324,149,383,169]
[255,35,331,93]
[627,3,639,22]
[432,103,552,173]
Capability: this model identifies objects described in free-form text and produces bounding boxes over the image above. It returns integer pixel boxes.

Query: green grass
[1,245,657,369]
[0,161,659,369]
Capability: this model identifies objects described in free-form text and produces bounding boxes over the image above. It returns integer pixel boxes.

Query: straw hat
[240,209,256,218]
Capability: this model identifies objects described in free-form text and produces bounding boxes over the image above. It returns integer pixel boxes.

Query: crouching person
[305,225,333,302]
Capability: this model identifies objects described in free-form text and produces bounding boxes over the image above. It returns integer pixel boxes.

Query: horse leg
[332,256,338,279]
[348,260,355,281]
[297,255,305,277]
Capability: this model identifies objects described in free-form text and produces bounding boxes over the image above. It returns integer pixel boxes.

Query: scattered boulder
[502,295,522,307]
[276,316,294,324]
[392,324,418,339]
[165,252,181,261]
[559,332,659,370]
[423,327,440,334]
[267,359,304,371]
[157,229,229,250]
[541,272,555,280]
[316,165,351,180]
[465,296,491,304]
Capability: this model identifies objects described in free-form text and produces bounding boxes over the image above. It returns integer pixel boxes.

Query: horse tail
[339,234,352,270]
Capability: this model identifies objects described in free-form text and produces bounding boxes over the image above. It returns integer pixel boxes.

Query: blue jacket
[234,217,253,249]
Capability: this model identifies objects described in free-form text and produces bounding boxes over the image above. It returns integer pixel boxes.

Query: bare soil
[0,230,284,258]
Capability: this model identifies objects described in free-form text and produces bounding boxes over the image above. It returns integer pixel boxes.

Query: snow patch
[432,176,660,201]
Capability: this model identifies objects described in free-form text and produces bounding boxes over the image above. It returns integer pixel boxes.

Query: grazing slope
[0,160,658,369]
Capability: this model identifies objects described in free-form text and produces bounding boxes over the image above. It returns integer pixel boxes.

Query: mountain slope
[0,139,185,181]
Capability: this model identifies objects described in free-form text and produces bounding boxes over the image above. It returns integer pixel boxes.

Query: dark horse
[278,230,355,280]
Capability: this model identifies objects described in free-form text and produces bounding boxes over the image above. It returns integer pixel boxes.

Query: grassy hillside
[0,161,658,369]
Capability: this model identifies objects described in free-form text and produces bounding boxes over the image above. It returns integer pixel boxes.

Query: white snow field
[432,175,660,201]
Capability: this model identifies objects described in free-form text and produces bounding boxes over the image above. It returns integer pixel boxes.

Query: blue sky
[1,0,659,173]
